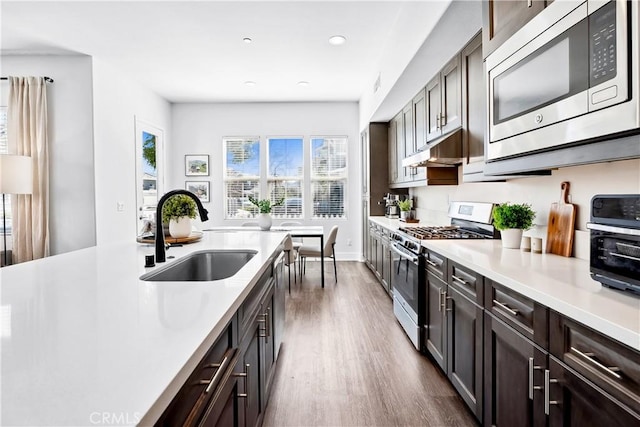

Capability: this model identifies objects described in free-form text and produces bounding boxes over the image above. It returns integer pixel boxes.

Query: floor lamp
[0,155,33,267]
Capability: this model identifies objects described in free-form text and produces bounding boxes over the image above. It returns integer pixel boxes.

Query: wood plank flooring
[263,261,478,427]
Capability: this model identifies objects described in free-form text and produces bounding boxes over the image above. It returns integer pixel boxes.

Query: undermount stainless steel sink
[140,249,258,282]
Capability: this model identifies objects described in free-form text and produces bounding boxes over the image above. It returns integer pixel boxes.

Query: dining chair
[280,221,303,250]
[283,234,298,293]
[297,225,339,283]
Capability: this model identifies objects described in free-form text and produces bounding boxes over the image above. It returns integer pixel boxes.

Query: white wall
[92,57,171,245]
[0,55,96,256]
[410,159,640,260]
[170,102,361,260]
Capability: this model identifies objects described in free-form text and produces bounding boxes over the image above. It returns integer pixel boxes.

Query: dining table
[202,225,326,288]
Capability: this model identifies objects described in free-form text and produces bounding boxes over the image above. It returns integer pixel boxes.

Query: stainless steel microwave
[486,0,639,161]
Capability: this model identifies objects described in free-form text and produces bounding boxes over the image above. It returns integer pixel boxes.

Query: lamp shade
[0,155,33,194]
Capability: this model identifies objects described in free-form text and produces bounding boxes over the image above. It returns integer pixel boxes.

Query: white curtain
[8,76,50,263]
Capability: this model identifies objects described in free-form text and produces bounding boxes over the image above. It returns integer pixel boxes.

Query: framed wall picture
[185,154,209,176]
[186,181,210,203]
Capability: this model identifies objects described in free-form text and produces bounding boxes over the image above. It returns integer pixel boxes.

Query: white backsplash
[410,159,640,261]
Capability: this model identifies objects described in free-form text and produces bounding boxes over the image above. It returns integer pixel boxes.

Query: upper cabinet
[426,55,462,143]
[460,33,488,180]
[482,0,551,58]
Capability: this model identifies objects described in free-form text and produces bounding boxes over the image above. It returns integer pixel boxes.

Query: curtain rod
[0,76,54,83]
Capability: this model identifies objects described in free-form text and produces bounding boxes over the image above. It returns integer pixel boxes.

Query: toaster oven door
[590,226,640,293]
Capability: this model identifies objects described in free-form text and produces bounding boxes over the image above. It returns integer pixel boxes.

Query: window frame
[222,136,261,219]
[309,136,348,219]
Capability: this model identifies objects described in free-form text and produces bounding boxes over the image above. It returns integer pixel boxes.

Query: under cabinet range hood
[402,129,463,168]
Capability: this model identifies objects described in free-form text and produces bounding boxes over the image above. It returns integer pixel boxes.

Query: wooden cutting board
[546,182,576,257]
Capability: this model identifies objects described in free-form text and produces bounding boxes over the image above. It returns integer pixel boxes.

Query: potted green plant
[248,195,284,230]
[398,199,412,220]
[492,202,536,249]
[162,194,197,238]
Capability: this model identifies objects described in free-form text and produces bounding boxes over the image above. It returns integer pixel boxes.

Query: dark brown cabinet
[411,90,427,181]
[426,55,462,144]
[484,312,548,427]
[425,270,447,370]
[366,221,393,297]
[547,355,640,426]
[482,0,550,58]
[198,350,246,427]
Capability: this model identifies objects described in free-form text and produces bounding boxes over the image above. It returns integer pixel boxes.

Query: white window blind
[223,137,260,218]
[311,137,347,219]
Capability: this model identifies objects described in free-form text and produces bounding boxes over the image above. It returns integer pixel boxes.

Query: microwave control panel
[591,195,640,224]
[590,1,617,85]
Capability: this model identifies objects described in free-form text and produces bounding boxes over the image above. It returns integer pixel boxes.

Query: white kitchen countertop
[369,216,640,351]
[0,230,287,426]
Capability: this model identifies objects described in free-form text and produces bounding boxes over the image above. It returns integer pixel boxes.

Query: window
[311,137,347,218]
[267,138,303,219]
[224,137,260,218]
[0,107,10,237]
[223,135,348,220]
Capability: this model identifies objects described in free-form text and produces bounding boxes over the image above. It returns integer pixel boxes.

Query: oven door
[589,225,640,292]
[390,243,420,320]
[487,0,629,159]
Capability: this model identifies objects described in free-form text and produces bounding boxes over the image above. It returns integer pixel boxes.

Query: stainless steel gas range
[390,202,498,350]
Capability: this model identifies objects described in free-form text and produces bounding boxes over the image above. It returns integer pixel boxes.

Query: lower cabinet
[547,356,640,426]
[483,312,547,427]
[156,250,284,427]
[423,252,483,420]
[366,220,393,297]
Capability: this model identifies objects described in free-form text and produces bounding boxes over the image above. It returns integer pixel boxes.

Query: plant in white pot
[162,194,197,238]
[492,202,536,249]
[248,196,284,231]
[398,199,412,220]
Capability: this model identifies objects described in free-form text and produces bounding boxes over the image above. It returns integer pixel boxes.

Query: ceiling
[1,1,446,104]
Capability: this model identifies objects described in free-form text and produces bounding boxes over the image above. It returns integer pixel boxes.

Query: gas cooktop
[399,226,490,240]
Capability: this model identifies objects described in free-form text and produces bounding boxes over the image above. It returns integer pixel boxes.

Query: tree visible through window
[268,138,303,219]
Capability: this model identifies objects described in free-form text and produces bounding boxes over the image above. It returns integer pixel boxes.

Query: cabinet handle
[544,369,559,415]
[257,313,268,338]
[493,299,518,317]
[451,274,467,286]
[234,363,250,405]
[438,287,443,312]
[266,307,271,343]
[436,114,441,130]
[445,296,453,312]
[440,112,446,127]
[426,259,438,268]
[570,346,622,380]
[528,0,533,7]
[528,357,543,400]
[203,355,229,394]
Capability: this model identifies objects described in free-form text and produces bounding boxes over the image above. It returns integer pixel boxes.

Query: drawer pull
[445,296,453,312]
[426,259,438,268]
[257,313,268,338]
[544,369,559,415]
[439,288,447,312]
[493,299,519,317]
[451,274,467,286]
[204,355,229,394]
[528,357,543,400]
[233,363,250,404]
[570,346,622,380]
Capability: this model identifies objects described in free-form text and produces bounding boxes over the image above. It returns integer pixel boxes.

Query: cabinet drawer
[157,324,234,426]
[485,280,548,347]
[549,311,640,415]
[424,249,447,280]
[448,260,483,305]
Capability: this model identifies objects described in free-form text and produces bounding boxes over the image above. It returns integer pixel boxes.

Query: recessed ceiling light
[244,81,256,86]
[297,81,310,87]
[328,35,347,46]
[243,37,252,44]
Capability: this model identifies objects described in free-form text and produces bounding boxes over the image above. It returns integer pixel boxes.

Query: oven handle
[390,243,419,264]
[587,223,640,236]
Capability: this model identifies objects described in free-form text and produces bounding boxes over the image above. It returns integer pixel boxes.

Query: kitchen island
[0,229,287,426]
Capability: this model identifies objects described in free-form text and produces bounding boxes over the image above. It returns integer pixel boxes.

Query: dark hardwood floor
[263,261,478,427]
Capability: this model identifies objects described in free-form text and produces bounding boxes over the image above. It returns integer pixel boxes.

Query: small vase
[258,213,272,231]
[400,210,409,220]
[500,228,523,249]
[169,217,191,238]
